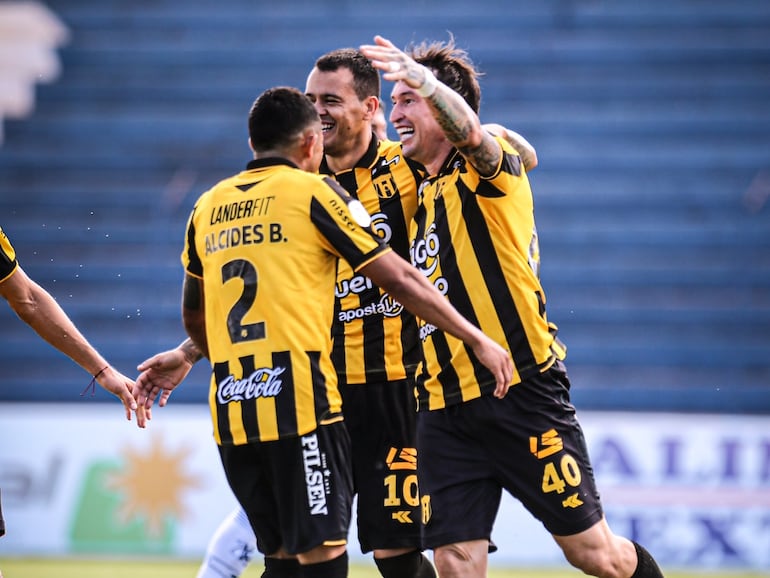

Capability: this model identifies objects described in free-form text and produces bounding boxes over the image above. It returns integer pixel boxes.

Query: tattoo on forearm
[431,92,473,144]
[430,91,500,176]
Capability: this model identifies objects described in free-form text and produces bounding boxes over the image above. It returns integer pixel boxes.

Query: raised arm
[361,35,503,177]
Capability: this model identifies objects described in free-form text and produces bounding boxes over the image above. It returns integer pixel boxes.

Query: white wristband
[416,68,438,98]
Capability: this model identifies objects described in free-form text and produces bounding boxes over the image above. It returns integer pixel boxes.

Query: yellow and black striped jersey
[410,138,566,411]
[322,136,425,385]
[182,158,391,444]
[0,226,19,283]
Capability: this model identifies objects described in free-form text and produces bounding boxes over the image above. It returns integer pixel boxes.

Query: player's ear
[301,127,319,156]
[363,95,379,122]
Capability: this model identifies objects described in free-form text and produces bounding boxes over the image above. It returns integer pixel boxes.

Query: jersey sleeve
[310,176,391,271]
[475,136,525,199]
[181,204,204,278]
[0,226,19,283]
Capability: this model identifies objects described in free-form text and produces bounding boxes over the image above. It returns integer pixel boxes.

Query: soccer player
[133,86,512,578]
[0,225,137,415]
[359,35,666,578]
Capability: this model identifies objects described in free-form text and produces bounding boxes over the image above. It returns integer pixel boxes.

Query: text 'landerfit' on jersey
[209,196,276,225]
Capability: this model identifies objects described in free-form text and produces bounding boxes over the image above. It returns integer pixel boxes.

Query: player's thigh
[417,406,502,548]
[485,364,604,536]
[266,422,354,555]
[218,443,281,555]
[343,379,422,551]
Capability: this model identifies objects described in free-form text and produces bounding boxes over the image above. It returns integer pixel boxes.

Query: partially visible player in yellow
[132,86,512,578]
[0,224,138,576]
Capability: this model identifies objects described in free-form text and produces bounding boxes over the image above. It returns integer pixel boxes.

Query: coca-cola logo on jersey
[216,367,285,404]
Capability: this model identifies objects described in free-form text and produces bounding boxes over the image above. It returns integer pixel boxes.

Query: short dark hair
[248,87,319,152]
[408,35,482,113]
[315,48,381,101]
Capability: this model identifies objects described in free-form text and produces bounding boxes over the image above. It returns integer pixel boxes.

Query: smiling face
[305,66,373,159]
[389,80,452,173]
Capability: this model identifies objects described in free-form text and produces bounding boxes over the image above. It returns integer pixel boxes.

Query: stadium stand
[0,1,68,143]
[1,0,768,412]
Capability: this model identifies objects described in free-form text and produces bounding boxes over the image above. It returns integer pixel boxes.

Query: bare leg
[553,517,642,578]
[432,539,488,578]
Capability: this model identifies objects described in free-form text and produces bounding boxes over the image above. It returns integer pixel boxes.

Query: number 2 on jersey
[222,259,266,343]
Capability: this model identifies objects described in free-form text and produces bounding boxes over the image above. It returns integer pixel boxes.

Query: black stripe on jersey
[501,150,522,177]
[421,328,462,402]
[213,360,233,445]
[309,196,381,271]
[331,257,348,385]
[361,285,387,377]
[238,355,259,439]
[433,196,494,391]
[272,350,298,438]
[0,250,15,279]
[307,350,331,418]
[457,179,539,374]
[475,151,521,198]
[334,171,359,200]
[400,316,420,378]
[186,210,203,276]
[321,175,355,201]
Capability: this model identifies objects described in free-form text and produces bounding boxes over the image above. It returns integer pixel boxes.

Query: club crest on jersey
[216,366,285,404]
[373,157,401,199]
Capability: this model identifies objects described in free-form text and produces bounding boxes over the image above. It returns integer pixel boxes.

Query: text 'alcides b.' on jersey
[323,137,424,385]
[0,226,19,283]
[411,137,566,411]
[182,158,391,445]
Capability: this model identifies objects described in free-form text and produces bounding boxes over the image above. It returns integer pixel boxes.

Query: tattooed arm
[361,35,504,177]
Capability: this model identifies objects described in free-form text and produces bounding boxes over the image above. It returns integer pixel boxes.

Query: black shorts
[417,360,603,549]
[218,420,353,556]
[342,378,423,553]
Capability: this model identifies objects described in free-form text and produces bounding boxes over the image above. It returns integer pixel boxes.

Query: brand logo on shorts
[301,433,330,516]
[421,495,431,525]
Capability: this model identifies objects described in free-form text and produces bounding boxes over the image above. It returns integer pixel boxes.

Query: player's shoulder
[376,138,406,161]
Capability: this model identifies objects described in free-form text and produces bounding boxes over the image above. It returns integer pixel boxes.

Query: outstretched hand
[132,347,194,427]
[94,366,139,421]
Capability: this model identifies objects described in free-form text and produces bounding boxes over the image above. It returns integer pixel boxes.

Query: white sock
[196,507,257,578]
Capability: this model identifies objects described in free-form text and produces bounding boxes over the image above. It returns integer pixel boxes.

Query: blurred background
[1,0,769,573]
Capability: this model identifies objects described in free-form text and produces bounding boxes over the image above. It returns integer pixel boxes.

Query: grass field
[0,558,767,578]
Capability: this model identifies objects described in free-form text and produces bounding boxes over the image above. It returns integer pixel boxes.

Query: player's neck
[324,131,373,174]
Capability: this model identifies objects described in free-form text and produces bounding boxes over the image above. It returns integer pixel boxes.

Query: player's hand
[470,337,514,399]
[360,35,432,91]
[94,366,139,421]
[134,348,193,414]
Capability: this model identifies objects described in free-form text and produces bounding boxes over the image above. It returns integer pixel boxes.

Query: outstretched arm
[360,252,513,397]
[0,265,137,419]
